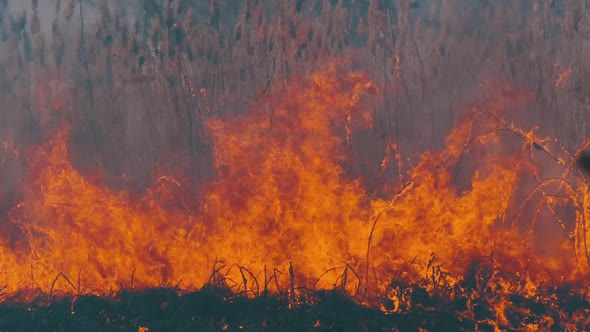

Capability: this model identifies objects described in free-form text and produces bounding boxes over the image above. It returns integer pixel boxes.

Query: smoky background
[0,0,589,240]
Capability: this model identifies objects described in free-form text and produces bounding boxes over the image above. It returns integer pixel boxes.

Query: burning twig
[372,266,381,309]
[227,264,260,297]
[174,280,183,289]
[49,272,76,299]
[313,266,344,291]
[566,139,590,181]
[262,265,267,295]
[223,278,240,291]
[565,144,590,267]
[199,88,211,114]
[208,258,226,287]
[542,194,571,232]
[288,260,295,308]
[49,202,77,207]
[0,285,7,299]
[263,268,283,295]
[364,181,414,300]
[512,178,580,231]
[131,268,136,290]
[345,264,361,297]
[239,266,260,297]
[340,265,348,292]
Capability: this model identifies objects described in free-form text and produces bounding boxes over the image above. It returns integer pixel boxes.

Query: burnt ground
[0,284,588,332]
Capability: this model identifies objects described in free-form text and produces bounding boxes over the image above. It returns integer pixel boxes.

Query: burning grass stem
[364,181,414,301]
[288,260,295,307]
[239,266,260,297]
[470,111,590,268]
[49,272,76,299]
[313,266,344,291]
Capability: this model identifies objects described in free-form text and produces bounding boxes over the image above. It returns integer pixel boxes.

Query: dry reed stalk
[288,259,295,308]
[49,272,76,299]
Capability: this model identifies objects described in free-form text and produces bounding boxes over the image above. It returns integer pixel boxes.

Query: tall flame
[0,64,587,303]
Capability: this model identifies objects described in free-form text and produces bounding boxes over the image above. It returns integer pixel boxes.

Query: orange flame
[0,64,588,308]
[554,64,573,88]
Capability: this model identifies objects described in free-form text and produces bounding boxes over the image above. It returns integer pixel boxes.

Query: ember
[0,0,589,331]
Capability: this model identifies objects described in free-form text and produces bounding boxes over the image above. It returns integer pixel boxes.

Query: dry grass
[0,261,587,331]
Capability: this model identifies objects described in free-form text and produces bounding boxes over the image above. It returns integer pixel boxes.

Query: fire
[203,66,376,292]
[0,63,588,313]
[554,64,573,88]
